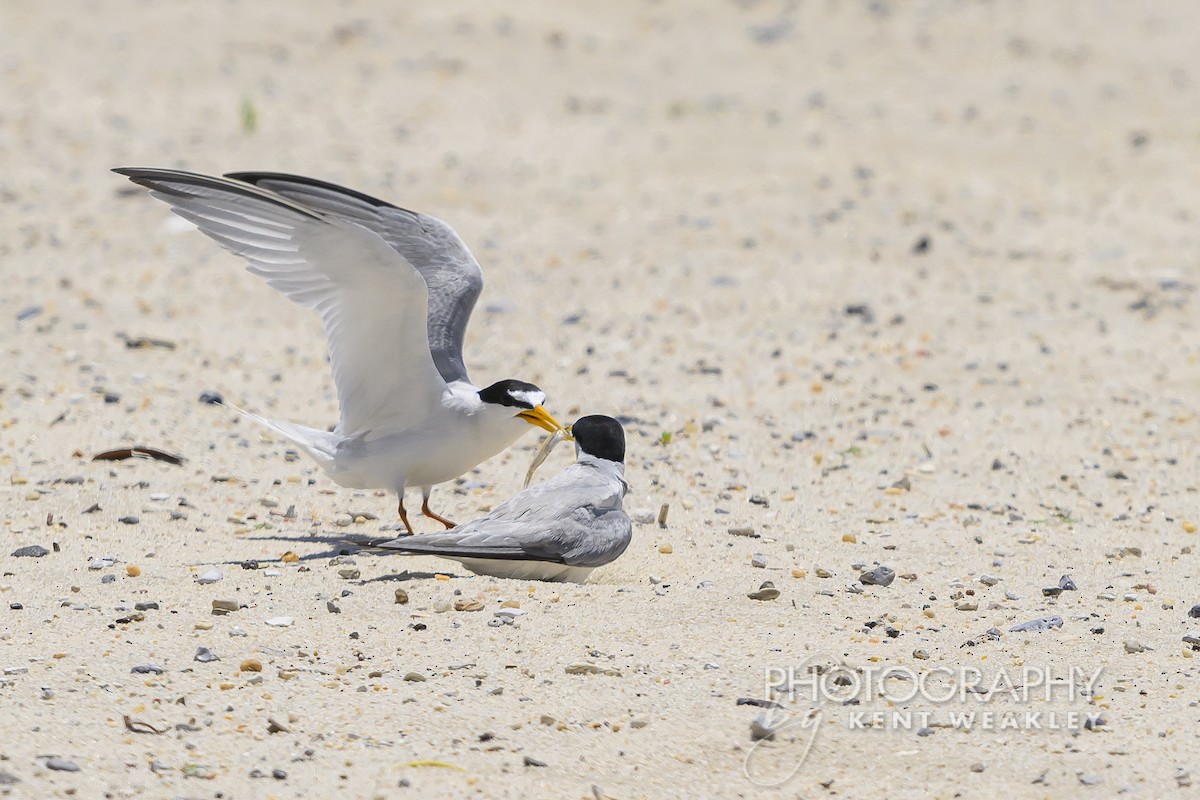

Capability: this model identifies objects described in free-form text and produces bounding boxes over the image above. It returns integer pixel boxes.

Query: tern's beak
[517,406,568,436]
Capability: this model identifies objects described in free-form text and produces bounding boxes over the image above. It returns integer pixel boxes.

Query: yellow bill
[517,405,566,435]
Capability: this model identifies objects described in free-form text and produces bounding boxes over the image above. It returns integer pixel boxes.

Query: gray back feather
[226,172,484,385]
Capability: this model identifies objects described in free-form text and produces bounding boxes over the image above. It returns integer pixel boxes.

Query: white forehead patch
[509,388,545,408]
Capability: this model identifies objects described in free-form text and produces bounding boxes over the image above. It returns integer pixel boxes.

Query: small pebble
[750,553,767,568]
[272,769,287,780]
[118,515,139,525]
[394,589,409,605]
[212,599,239,613]
[333,513,354,527]
[1188,604,1200,619]
[749,714,776,741]
[196,568,224,584]
[240,658,263,672]
[1059,575,1078,591]
[11,545,49,558]
[1009,616,1063,633]
[265,616,293,627]
[728,526,757,537]
[979,574,1000,586]
[748,581,780,601]
[134,601,159,611]
[326,601,341,614]
[494,608,526,620]
[658,544,673,554]
[194,647,219,663]
[101,574,116,584]
[131,664,165,675]
[403,671,427,682]
[1123,640,1148,653]
[860,566,895,587]
[126,565,141,577]
[337,568,360,580]
[1078,773,1103,786]
[45,758,80,772]
[199,390,224,404]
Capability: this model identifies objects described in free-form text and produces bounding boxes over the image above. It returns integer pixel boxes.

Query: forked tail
[220,400,339,471]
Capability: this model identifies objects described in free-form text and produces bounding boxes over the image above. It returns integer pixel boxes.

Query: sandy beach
[2,1,1199,797]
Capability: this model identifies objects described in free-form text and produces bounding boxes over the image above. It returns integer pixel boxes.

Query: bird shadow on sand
[201,531,465,582]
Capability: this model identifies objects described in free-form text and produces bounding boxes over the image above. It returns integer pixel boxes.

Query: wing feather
[379,462,632,567]
[225,171,484,385]
[115,167,446,436]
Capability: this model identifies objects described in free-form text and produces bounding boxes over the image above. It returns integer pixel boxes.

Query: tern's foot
[420,498,457,529]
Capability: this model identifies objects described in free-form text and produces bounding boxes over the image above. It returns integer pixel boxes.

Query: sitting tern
[114,167,566,532]
[378,415,632,583]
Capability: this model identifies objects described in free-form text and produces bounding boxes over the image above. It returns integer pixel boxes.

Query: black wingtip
[110,166,326,220]
[225,171,401,210]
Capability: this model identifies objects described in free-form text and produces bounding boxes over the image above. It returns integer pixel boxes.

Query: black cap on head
[571,415,625,463]
[478,379,544,410]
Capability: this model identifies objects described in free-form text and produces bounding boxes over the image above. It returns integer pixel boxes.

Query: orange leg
[421,489,457,529]
[396,496,415,535]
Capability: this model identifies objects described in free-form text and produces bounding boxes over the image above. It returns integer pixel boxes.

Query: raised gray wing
[379,461,631,567]
[225,172,484,385]
[114,167,446,437]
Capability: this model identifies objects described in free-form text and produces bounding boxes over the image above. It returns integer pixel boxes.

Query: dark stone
[11,545,49,558]
[131,664,165,674]
[199,391,224,405]
[860,566,896,587]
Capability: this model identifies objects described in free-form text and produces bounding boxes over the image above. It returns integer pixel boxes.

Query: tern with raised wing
[115,167,567,532]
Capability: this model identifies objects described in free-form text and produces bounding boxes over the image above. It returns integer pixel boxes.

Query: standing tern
[378,415,632,583]
[114,167,566,532]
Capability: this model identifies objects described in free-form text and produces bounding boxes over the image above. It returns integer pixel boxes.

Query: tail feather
[221,400,339,469]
